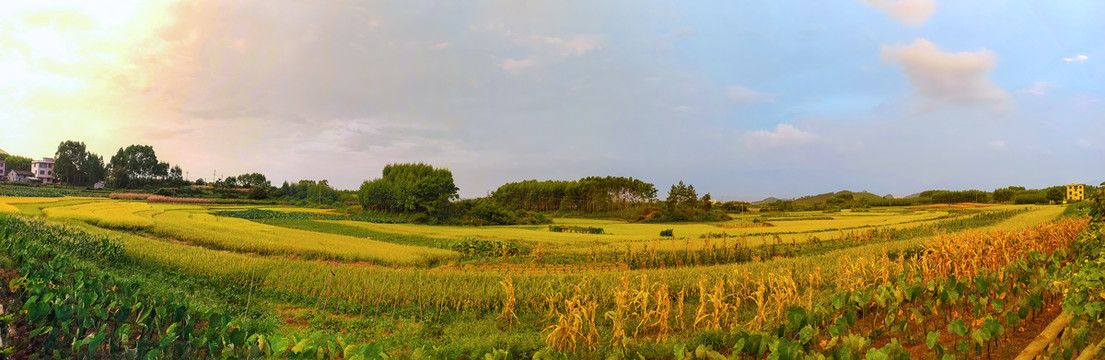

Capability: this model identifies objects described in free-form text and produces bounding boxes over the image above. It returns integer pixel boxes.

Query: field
[0,195,1101,359]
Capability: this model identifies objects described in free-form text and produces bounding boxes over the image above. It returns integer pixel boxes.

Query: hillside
[755,190,890,204]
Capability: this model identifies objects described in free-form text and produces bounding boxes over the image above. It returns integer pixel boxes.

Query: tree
[665,181,700,211]
[53,141,107,186]
[1047,188,1064,203]
[0,154,33,172]
[993,188,1016,203]
[359,179,404,211]
[107,145,173,188]
[55,141,87,185]
[357,163,459,216]
[224,173,269,188]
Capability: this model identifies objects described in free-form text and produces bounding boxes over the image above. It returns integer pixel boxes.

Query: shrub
[450,237,519,256]
[109,193,151,200]
[660,229,674,237]
[547,225,604,234]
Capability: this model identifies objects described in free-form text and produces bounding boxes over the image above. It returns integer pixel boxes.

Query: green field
[0,195,1099,359]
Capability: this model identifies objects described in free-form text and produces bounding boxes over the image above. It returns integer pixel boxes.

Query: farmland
[0,195,1102,359]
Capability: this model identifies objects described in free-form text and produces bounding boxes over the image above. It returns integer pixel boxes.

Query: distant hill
[755,190,889,205]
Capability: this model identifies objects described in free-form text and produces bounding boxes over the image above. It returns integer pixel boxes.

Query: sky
[0,0,1102,200]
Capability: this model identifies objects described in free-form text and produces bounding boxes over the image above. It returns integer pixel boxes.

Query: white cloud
[988,140,1005,150]
[880,39,1012,113]
[1076,138,1092,150]
[498,57,537,74]
[1064,54,1089,63]
[858,0,935,27]
[671,105,698,115]
[431,42,450,50]
[727,86,780,105]
[545,35,604,57]
[742,124,817,149]
[1017,81,1057,96]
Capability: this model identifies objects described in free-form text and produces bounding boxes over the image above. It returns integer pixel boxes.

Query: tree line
[490,176,658,212]
[1,141,186,188]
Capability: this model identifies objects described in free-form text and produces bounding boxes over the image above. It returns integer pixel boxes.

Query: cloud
[858,0,935,27]
[1064,54,1089,63]
[1076,138,1092,150]
[1017,81,1057,96]
[431,42,450,50]
[880,39,1012,113]
[742,124,817,149]
[727,86,780,105]
[988,140,1005,150]
[544,35,604,57]
[498,57,537,74]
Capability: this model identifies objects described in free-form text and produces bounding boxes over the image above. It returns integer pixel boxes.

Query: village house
[0,157,4,176]
[30,157,55,184]
[7,170,34,183]
[1067,184,1085,202]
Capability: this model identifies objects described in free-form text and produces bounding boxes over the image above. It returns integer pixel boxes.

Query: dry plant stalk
[495,277,518,327]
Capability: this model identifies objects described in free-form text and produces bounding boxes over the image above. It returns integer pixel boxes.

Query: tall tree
[358,163,459,215]
[107,145,169,188]
[54,141,107,186]
[0,154,33,172]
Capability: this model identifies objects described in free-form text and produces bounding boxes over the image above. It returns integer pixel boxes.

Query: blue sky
[0,0,1101,200]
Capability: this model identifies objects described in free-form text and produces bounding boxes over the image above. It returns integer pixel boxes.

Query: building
[7,170,34,183]
[93,181,105,190]
[30,157,55,184]
[1067,184,1085,202]
[0,157,4,177]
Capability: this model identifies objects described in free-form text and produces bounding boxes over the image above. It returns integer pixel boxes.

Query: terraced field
[0,195,1094,359]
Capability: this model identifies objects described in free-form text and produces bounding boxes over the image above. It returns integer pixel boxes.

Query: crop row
[214,208,406,224]
[41,201,1088,358]
[0,215,393,359]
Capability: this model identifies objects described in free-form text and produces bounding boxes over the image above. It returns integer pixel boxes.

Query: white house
[0,157,5,177]
[93,181,105,190]
[30,157,55,184]
[7,170,33,183]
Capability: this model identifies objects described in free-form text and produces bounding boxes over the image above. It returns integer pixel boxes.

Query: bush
[248,186,269,200]
[456,198,551,226]
[660,229,674,237]
[214,208,405,223]
[1014,191,1048,205]
[547,225,604,234]
[450,237,519,256]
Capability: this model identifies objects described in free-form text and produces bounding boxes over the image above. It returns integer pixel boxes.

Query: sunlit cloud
[498,57,537,74]
[857,0,935,27]
[1063,54,1089,63]
[742,124,817,149]
[881,39,1012,113]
